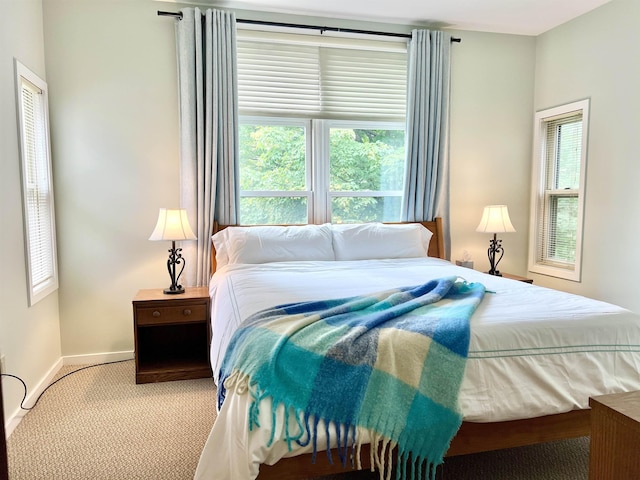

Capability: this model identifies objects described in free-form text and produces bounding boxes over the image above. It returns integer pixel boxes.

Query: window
[528,99,589,281]
[238,118,405,225]
[236,30,407,224]
[239,118,311,225]
[326,121,405,223]
[15,60,58,305]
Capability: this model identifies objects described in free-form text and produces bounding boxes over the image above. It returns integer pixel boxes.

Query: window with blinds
[236,30,409,224]
[529,99,590,281]
[15,61,58,306]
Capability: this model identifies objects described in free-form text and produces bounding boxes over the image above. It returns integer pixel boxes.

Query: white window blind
[237,32,407,121]
[538,113,582,268]
[15,61,58,306]
[238,42,321,117]
[320,48,407,119]
[529,100,589,281]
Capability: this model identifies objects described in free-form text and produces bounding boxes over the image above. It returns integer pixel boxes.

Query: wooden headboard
[211,217,444,274]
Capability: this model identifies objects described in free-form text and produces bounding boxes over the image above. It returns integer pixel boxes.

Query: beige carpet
[7,361,216,480]
[6,361,589,479]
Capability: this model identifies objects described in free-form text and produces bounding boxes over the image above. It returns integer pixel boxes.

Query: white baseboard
[4,350,134,437]
[5,357,63,437]
[63,350,134,365]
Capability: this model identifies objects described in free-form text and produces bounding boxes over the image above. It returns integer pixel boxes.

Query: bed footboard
[256,409,591,479]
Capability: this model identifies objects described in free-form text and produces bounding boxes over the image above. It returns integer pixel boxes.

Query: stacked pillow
[213,224,334,267]
[212,223,433,268]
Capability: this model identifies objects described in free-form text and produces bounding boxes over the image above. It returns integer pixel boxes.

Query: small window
[327,122,405,223]
[528,99,589,281]
[14,60,58,305]
[239,118,312,225]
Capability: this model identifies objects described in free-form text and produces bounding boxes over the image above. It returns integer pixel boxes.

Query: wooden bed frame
[210,219,591,479]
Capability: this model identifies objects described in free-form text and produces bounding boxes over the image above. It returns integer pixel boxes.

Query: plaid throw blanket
[219,276,485,480]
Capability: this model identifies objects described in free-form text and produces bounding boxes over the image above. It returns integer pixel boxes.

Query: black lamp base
[486,233,505,278]
[163,286,185,294]
[163,240,186,295]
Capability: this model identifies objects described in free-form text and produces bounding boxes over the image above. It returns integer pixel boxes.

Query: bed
[194,219,640,480]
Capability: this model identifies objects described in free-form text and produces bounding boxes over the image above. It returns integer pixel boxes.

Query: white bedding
[195,258,640,479]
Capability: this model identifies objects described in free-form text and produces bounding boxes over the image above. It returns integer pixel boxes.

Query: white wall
[449,31,535,275]
[42,0,181,356]
[533,0,640,312]
[0,0,62,428]
[39,0,535,358]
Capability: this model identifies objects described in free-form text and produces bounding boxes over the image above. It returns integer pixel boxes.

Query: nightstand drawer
[137,304,207,325]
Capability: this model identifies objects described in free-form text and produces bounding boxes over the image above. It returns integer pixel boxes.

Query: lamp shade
[149,208,197,241]
[476,205,516,234]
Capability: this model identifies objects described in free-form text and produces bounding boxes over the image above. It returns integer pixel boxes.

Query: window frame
[320,119,406,224]
[238,117,406,224]
[238,116,313,224]
[528,99,590,281]
[14,60,59,306]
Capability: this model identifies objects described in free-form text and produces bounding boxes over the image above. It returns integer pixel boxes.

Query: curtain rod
[157,11,461,43]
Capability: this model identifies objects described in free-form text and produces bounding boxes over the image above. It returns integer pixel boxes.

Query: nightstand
[133,286,212,384]
[589,391,640,479]
[501,272,533,284]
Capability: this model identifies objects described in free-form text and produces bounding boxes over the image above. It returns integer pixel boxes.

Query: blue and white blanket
[219,276,486,480]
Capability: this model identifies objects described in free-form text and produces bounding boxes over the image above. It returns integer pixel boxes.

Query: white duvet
[195,258,640,479]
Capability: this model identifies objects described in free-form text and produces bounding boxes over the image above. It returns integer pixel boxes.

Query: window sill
[528,263,581,282]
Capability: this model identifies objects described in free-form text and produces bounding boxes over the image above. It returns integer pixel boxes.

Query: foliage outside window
[239,119,310,225]
[239,119,405,224]
[236,31,407,224]
[14,60,59,305]
[328,125,405,223]
[528,99,589,281]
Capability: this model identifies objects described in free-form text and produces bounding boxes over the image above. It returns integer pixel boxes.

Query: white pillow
[331,223,433,261]
[212,224,335,267]
[211,228,232,269]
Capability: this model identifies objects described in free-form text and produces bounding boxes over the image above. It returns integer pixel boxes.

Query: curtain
[175,8,239,286]
[402,29,452,258]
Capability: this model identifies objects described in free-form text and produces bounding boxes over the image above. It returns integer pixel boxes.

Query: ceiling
[175,0,612,36]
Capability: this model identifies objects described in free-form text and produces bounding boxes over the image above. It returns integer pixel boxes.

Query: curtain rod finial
[158,10,183,20]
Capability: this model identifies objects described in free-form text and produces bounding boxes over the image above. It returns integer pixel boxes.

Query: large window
[528,99,589,281]
[15,60,58,306]
[239,118,405,224]
[236,30,407,224]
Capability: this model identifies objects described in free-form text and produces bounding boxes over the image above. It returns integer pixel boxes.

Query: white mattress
[195,258,640,479]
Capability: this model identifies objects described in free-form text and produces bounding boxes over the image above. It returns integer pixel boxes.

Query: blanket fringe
[227,372,447,480]
[237,387,446,480]
[396,451,439,480]
[367,433,398,480]
[222,370,250,395]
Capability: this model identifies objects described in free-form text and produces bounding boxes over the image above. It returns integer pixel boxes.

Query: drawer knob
[152,311,161,318]
[183,309,192,316]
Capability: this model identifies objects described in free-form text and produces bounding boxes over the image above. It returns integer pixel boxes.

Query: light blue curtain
[175,8,239,286]
[402,29,452,258]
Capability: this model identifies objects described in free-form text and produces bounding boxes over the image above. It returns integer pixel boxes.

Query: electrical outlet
[0,355,5,374]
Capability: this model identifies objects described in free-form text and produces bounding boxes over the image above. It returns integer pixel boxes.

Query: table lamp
[476,205,515,276]
[149,208,197,294]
